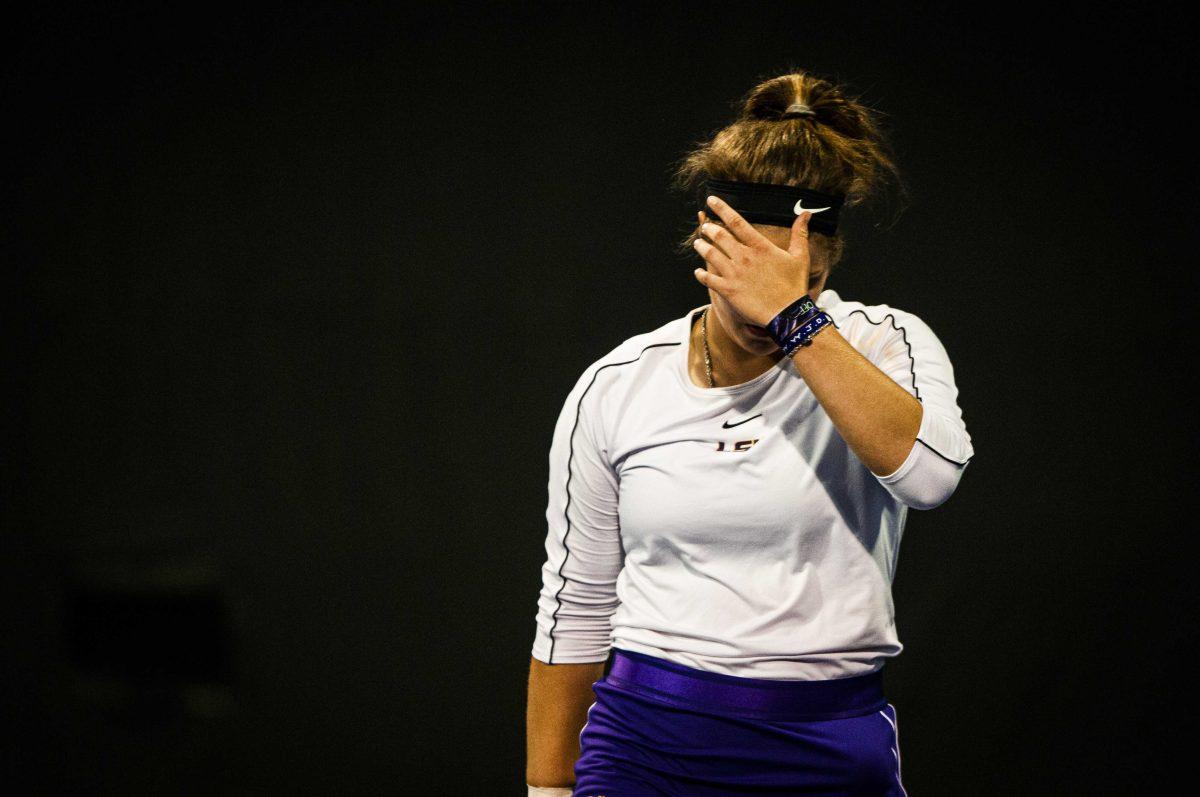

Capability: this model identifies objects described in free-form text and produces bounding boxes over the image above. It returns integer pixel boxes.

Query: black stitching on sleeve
[916,437,972,467]
[832,310,920,402]
[834,311,973,468]
[547,341,681,663]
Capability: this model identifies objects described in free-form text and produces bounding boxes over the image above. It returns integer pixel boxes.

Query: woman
[526,71,974,796]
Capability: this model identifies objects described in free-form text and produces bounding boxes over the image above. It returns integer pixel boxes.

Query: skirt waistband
[605,647,888,721]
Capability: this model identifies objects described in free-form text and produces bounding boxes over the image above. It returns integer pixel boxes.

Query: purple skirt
[573,647,907,796]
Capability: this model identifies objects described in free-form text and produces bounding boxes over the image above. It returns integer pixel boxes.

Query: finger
[694,266,731,294]
[788,211,812,258]
[705,195,770,248]
[692,235,733,275]
[700,221,743,261]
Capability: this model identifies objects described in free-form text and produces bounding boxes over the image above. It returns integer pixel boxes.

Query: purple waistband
[604,647,888,721]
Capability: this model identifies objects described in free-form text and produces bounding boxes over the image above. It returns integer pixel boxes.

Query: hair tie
[781,102,816,119]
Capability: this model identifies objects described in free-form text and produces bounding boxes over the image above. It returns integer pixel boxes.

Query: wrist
[764,294,819,340]
[777,307,835,355]
[785,311,835,358]
[765,293,831,356]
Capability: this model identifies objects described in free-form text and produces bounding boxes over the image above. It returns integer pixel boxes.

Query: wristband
[765,295,820,346]
[527,787,573,797]
[780,310,833,357]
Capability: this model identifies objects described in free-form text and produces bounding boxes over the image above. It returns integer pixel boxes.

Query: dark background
[4,2,1195,794]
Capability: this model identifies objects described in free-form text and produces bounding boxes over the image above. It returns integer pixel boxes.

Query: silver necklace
[701,306,715,388]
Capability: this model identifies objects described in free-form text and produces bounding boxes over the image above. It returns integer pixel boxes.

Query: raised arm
[792,309,975,510]
[692,194,974,510]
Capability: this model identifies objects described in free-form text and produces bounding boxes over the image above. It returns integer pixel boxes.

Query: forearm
[789,325,922,476]
[526,657,606,787]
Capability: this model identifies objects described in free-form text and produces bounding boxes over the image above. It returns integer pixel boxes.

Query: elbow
[897,462,966,510]
[898,479,958,510]
[531,599,617,664]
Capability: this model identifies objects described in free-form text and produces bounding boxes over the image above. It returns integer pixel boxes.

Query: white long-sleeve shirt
[530,288,975,680]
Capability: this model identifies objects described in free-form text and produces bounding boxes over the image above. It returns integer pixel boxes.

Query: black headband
[700,178,846,236]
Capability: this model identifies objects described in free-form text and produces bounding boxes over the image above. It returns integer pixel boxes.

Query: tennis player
[526,70,974,796]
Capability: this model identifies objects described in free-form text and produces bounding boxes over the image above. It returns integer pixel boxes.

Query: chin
[759,342,782,356]
[740,333,779,354]
[734,321,767,343]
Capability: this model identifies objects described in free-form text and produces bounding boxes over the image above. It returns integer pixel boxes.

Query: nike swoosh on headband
[794,200,830,214]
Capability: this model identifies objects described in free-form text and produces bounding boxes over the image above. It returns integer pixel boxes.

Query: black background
[4,2,1196,794]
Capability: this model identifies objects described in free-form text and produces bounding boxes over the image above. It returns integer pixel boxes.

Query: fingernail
[706,195,717,206]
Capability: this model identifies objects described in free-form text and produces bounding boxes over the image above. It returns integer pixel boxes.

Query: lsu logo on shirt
[716,438,759,452]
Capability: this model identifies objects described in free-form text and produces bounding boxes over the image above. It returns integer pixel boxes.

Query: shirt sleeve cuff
[876,433,922,483]
[913,403,974,466]
[873,404,973,509]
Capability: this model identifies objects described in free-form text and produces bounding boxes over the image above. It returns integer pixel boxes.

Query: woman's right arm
[527,362,624,791]
[526,657,607,789]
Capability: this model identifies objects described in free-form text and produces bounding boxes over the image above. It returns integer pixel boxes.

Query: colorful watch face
[768,297,818,341]
[785,298,816,319]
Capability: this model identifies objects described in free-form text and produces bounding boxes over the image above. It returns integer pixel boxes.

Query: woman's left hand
[692,194,814,328]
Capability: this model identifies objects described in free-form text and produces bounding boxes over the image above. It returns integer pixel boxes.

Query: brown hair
[670,69,907,272]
